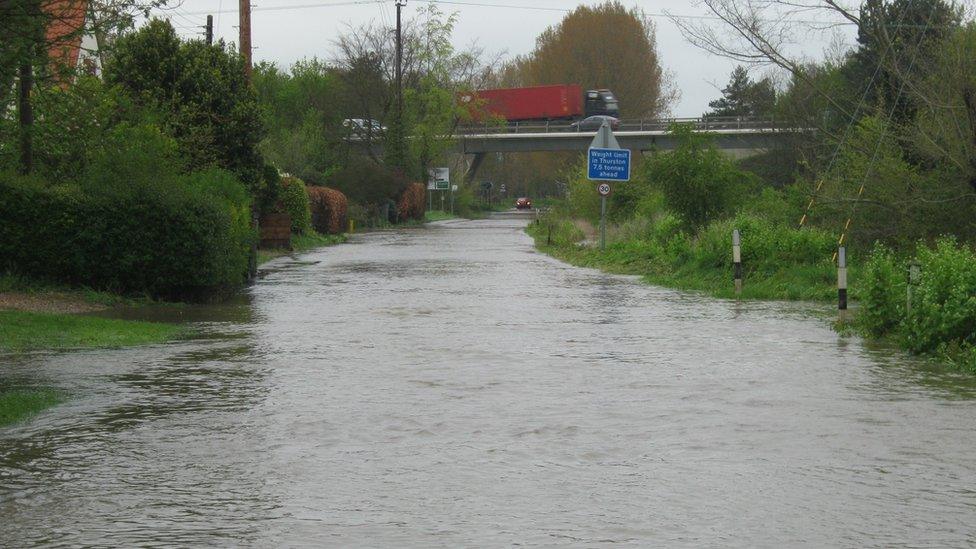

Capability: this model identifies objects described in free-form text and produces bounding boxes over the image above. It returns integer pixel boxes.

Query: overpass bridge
[349,116,804,181]
[456,116,801,182]
[456,116,794,154]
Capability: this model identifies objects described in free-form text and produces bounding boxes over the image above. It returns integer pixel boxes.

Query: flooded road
[2,216,976,547]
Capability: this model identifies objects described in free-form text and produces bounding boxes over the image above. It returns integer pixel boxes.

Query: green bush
[857,244,906,337]
[854,238,976,370]
[904,238,976,359]
[695,214,836,275]
[0,125,254,300]
[277,176,312,234]
[643,124,759,229]
[104,19,266,192]
[566,158,602,224]
[452,184,481,218]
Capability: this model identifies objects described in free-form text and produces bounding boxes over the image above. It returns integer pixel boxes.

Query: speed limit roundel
[597,183,612,196]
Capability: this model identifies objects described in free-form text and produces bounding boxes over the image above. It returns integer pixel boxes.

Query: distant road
[488,209,539,220]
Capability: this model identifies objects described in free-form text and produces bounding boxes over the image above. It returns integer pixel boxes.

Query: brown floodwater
[2,215,975,547]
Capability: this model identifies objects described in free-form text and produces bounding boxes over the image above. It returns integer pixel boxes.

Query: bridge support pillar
[465,152,486,184]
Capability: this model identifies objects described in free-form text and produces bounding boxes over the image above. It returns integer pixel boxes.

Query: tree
[0,0,166,174]
[103,19,266,192]
[669,0,976,246]
[253,59,347,184]
[912,23,976,196]
[522,1,676,118]
[672,0,962,130]
[851,0,962,123]
[644,124,757,229]
[332,5,496,180]
[707,65,776,117]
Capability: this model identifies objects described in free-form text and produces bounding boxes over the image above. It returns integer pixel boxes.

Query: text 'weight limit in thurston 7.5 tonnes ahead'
[587,148,631,182]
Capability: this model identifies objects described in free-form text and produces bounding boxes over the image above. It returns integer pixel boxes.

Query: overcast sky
[153,0,859,117]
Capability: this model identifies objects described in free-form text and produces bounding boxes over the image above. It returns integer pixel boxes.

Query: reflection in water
[2,217,976,547]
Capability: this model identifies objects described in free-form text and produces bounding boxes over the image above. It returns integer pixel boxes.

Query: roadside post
[429,167,449,212]
[838,246,848,321]
[733,229,742,296]
[587,121,630,251]
[907,260,921,317]
[480,181,493,208]
[451,184,457,215]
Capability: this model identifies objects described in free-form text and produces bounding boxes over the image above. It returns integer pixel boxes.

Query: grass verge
[526,218,849,303]
[0,310,183,352]
[258,231,347,265]
[0,273,143,309]
[424,210,459,222]
[0,389,64,427]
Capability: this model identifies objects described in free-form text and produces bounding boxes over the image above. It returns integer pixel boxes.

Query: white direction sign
[428,167,450,190]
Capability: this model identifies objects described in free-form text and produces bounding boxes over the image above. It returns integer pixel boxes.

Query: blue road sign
[587,148,631,181]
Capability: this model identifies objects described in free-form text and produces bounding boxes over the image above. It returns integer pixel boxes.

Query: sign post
[587,121,630,250]
[428,168,450,211]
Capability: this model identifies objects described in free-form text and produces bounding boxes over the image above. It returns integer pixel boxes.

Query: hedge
[397,182,426,221]
[0,170,253,301]
[307,186,348,234]
[276,176,312,234]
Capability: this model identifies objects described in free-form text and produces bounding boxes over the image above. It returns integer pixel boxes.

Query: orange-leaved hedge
[307,185,348,234]
[397,182,426,221]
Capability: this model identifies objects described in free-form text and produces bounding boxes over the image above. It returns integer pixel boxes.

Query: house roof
[43,0,89,78]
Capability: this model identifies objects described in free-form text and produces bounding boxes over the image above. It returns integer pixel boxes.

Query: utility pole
[239,0,252,82]
[205,15,213,45]
[240,0,256,280]
[396,0,405,124]
[17,59,33,175]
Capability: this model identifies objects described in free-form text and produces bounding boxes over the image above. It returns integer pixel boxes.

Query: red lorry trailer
[459,85,620,122]
[459,84,584,122]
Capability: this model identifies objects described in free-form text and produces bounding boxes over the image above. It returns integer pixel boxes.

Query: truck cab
[584,89,619,118]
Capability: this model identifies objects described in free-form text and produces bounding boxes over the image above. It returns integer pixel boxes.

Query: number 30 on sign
[597,183,611,196]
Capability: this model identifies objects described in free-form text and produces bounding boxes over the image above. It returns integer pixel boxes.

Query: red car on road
[515,197,532,210]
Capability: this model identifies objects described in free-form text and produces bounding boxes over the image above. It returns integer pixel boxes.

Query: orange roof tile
[43,0,88,78]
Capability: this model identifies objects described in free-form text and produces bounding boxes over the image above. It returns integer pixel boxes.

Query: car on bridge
[342,118,385,137]
[571,115,620,132]
[515,197,532,210]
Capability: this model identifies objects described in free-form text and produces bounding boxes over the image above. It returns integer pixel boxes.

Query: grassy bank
[527,214,850,302]
[0,273,141,310]
[257,231,347,265]
[0,308,183,426]
[424,210,459,222]
[0,389,64,427]
[527,216,976,373]
[0,310,183,352]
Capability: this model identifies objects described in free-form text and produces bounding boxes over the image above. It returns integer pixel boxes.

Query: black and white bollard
[733,229,742,296]
[838,246,848,321]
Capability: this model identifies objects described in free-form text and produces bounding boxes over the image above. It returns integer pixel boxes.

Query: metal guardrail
[457,116,785,135]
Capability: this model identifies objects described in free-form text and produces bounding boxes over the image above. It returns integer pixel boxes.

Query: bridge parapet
[457,115,787,135]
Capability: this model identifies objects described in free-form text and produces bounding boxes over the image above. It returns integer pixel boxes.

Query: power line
[175,0,849,25]
[414,0,567,12]
[833,2,942,253]
[797,0,916,229]
[181,0,386,15]
[168,0,968,30]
